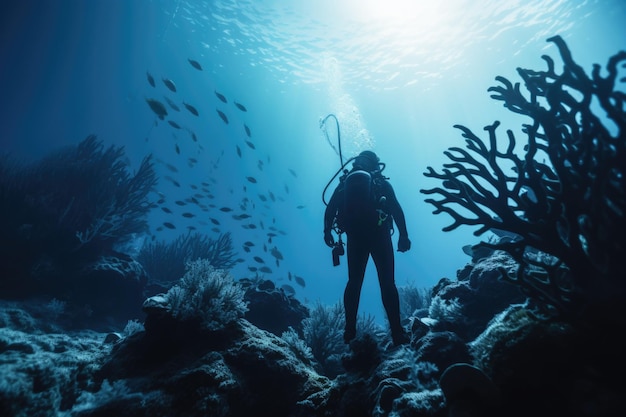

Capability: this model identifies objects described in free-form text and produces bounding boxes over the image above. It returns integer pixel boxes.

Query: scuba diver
[323,150,411,346]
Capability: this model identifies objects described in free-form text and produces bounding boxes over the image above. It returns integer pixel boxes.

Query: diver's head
[353,150,380,172]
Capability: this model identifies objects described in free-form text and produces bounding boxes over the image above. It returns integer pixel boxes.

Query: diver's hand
[324,230,335,247]
[397,235,411,252]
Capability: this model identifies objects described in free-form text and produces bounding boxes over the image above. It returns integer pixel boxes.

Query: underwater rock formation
[421,36,626,319]
[239,277,309,336]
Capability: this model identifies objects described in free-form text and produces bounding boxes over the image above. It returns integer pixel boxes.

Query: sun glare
[351,0,448,25]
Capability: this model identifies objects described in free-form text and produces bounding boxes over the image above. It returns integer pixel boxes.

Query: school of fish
[143,57,308,294]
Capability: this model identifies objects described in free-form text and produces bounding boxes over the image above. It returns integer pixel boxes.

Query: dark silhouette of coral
[421,36,626,318]
[138,231,237,294]
[1,135,156,298]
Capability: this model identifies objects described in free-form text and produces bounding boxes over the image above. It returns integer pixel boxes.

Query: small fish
[168,120,181,129]
[146,71,155,87]
[163,222,176,229]
[181,212,195,218]
[209,218,220,225]
[175,144,180,154]
[236,145,242,157]
[244,124,251,137]
[165,163,178,173]
[187,225,197,231]
[215,90,227,103]
[161,207,173,214]
[232,213,251,220]
[175,200,186,206]
[296,205,305,209]
[243,246,251,253]
[188,58,202,70]
[246,176,257,183]
[190,131,198,142]
[156,226,163,232]
[294,275,306,288]
[270,246,283,260]
[211,227,220,233]
[234,101,247,112]
[162,77,177,92]
[244,241,255,246]
[216,109,229,124]
[219,207,233,212]
[165,176,181,187]
[145,98,168,120]
[289,168,297,177]
[259,194,267,202]
[248,266,257,272]
[183,102,199,116]
[259,266,272,273]
[245,140,255,149]
[164,96,180,111]
[188,157,198,164]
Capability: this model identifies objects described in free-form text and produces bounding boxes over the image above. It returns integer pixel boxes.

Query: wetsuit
[324,172,410,344]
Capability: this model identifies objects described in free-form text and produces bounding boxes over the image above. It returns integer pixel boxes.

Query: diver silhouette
[323,150,411,346]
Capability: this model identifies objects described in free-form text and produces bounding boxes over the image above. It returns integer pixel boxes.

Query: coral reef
[2,248,623,417]
[0,135,156,301]
[155,259,248,331]
[138,232,237,293]
[421,36,626,318]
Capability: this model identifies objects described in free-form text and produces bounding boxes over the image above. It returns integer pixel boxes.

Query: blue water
[1,0,624,323]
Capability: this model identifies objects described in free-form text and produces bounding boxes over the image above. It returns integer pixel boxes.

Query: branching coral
[420,36,626,318]
[137,232,237,285]
[165,259,248,331]
[1,136,156,296]
[2,136,156,256]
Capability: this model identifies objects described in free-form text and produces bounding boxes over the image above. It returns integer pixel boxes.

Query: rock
[95,318,333,417]
[103,332,122,344]
[439,363,499,405]
[73,252,148,327]
[413,331,471,377]
[241,278,309,336]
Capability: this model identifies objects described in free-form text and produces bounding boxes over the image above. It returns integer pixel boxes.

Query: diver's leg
[344,233,369,343]
[371,231,408,345]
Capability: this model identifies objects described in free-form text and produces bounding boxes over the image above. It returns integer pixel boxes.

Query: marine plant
[165,259,248,330]
[398,282,432,318]
[137,231,237,286]
[0,136,156,296]
[420,36,626,319]
[302,301,382,377]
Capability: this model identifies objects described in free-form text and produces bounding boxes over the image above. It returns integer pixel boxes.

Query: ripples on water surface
[163,0,605,91]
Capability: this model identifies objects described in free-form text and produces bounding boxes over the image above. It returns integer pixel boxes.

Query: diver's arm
[385,182,409,237]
